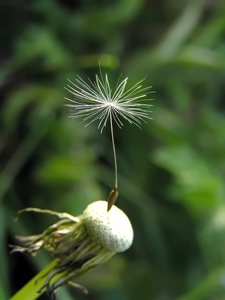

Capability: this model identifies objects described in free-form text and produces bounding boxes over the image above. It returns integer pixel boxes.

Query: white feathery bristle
[83,201,133,253]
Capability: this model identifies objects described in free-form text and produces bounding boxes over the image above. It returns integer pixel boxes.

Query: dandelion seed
[65,73,153,211]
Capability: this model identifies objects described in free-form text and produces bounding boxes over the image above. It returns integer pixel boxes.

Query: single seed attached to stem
[65,72,153,210]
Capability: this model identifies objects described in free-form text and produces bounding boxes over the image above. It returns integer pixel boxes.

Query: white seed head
[65,74,153,133]
[83,201,133,253]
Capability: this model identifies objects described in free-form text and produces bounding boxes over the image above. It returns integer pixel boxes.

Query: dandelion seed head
[65,73,153,133]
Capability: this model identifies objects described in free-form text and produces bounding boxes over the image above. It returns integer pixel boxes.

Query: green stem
[10,259,61,300]
[107,113,119,211]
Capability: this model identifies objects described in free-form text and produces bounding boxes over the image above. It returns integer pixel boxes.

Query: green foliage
[1,0,225,299]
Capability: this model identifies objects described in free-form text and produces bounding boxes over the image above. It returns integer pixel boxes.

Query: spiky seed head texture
[65,74,153,133]
[83,201,133,253]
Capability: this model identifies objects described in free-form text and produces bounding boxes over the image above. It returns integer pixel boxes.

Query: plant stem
[107,114,119,211]
[10,259,61,300]
[110,113,118,190]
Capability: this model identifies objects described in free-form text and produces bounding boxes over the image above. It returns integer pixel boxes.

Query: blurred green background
[1,0,225,299]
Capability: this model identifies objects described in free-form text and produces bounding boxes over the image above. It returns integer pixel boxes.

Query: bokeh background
[1,0,225,299]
